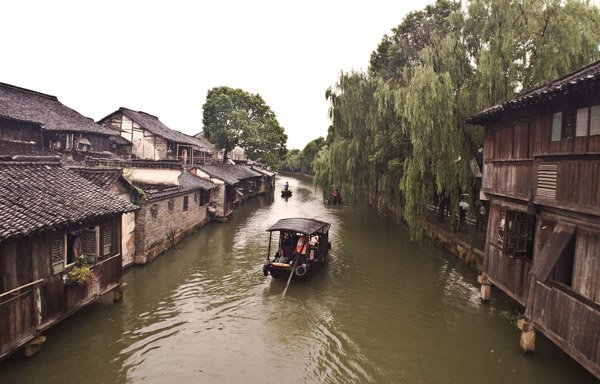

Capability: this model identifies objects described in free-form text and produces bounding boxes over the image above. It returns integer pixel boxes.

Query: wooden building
[251,165,276,194]
[192,164,265,219]
[468,60,600,379]
[70,167,138,268]
[0,157,137,360]
[0,82,130,160]
[99,108,214,163]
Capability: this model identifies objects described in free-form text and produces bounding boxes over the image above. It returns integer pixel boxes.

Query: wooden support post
[112,283,127,303]
[23,336,46,357]
[478,273,492,301]
[517,317,536,353]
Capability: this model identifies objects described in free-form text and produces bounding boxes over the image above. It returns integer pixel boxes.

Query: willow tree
[315,0,600,240]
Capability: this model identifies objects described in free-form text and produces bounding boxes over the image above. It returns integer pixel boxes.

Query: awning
[530,222,576,282]
[78,137,91,146]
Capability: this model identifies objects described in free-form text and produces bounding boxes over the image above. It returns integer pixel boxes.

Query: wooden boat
[263,218,331,281]
[281,189,292,197]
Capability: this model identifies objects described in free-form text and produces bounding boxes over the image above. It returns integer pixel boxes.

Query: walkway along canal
[0,174,596,383]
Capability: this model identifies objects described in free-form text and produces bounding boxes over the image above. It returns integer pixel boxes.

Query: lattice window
[183,196,189,212]
[562,109,576,139]
[498,209,535,261]
[51,236,65,274]
[168,199,174,212]
[103,224,111,255]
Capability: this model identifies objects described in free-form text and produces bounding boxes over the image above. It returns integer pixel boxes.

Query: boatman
[284,181,289,191]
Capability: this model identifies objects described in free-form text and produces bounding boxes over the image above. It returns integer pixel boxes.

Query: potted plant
[64,255,92,286]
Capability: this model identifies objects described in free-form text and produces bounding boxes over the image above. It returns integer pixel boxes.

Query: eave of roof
[468,59,600,125]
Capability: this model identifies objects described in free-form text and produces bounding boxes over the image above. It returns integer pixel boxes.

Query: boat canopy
[266,218,330,236]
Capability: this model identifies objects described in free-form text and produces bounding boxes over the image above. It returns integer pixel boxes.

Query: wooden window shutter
[51,235,65,275]
[563,109,576,139]
[81,228,97,263]
[103,224,112,256]
[590,105,600,136]
[537,164,557,200]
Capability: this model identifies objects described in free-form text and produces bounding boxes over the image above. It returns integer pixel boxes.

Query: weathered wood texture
[533,160,600,213]
[572,229,600,302]
[482,162,532,199]
[485,204,531,305]
[0,216,123,360]
[530,280,600,378]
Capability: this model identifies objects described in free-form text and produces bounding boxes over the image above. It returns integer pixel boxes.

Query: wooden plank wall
[530,281,600,378]
[482,162,532,199]
[484,204,532,304]
[572,229,600,302]
[0,239,36,357]
[556,160,600,209]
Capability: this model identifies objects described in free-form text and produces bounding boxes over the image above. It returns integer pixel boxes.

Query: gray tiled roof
[178,171,217,190]
[70,167,123,190]
[0,82,115,135]
[117,108,213,151]
[196,164,262,185]
[251,166,276,177]
[130,171,216,201]
[0,159,138,240]
[468,59,600,125]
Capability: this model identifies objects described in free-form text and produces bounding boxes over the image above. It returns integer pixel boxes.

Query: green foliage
[315,0,600,240]
[202,86,288,168]
[66,256,92,286]
[280,137,326,174]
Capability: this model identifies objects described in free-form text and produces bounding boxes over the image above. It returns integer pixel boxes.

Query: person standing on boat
[295,235,308,264]
[284,181,289,191]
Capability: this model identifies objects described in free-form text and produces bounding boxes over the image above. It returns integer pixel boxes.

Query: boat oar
[281,254,300,299]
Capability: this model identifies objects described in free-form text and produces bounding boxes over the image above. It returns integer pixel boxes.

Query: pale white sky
[1,0,432,149]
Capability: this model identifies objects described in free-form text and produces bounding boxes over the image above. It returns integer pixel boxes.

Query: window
[168,199,174,212]
[552,104,600,141]
[562,109,576,139]
[81,228,97,263]
[576,107,588,137]
[498,208,535,261]
[200,190,210,206]
[551,112,562,142]
[103,224,111,256]
[51,235,66,275]
[66,133,74,149]
[183,195,189,212]
[591,105,600,135]
[151,204,158,219]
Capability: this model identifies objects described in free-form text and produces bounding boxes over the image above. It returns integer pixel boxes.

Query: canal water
[0,174,597,384]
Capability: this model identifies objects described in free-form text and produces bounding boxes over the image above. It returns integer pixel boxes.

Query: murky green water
[0,175,597,383]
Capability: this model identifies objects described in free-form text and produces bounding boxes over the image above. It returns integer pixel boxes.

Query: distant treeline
[311,0,600,239]
[279,137,325,174]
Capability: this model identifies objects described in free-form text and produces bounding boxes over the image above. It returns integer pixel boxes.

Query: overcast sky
[2,0,432,149]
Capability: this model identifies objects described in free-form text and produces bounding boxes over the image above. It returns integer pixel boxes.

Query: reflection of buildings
[469,60,600,380]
